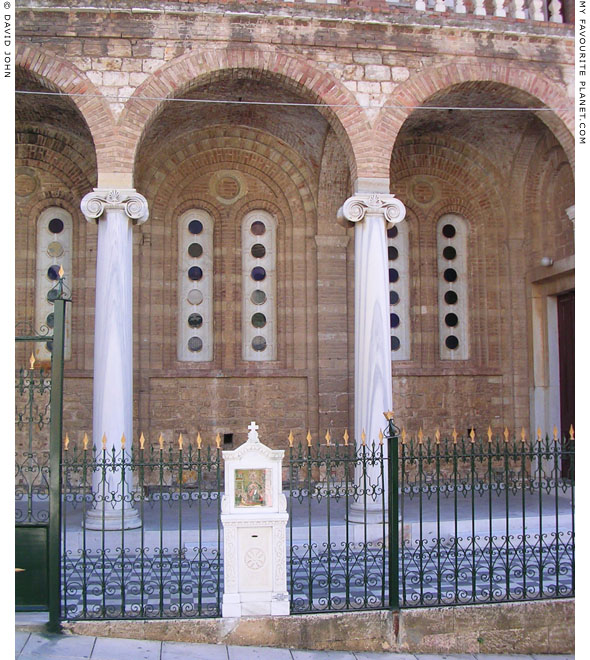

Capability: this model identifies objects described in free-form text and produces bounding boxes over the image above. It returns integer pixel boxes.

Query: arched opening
[389,81,574,438]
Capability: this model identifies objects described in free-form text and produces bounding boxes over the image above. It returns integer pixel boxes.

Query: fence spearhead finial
[452,428,458,444]
[343,429,349,446]
[521,427,526,443]
[64,433,70,451]
[504,427,509,443]
[58,265,65,279]
[215,433,221,449]
[401,428,407,444]
[469,428,475,443]
[29,353,35,370]
[178,433,183,450]
[378,429,384,445]
[121,433,126,449]
[197,432,202,449]
[83,433,89,451]
[139,432,145,450]
[326,430,331,446]
[537,427,542,443]
[288,430,294,448]
[158,433,164,450]
[569,424,575,441]
[101,433,107,450]
[435,428,440,444]
[553,426,559,442]
[487,426,493,443]
[418,428,423,444]
[306,430,312,447]
[361,430,366,446]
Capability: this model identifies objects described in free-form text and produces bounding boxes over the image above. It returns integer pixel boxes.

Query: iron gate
[15,280,67,632]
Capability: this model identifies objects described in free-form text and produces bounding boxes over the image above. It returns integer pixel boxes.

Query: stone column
[338,192,406,525]
[80,189,149,530]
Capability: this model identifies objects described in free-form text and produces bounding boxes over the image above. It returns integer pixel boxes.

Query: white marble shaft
[80,189,148,530]
[338,193,406,519]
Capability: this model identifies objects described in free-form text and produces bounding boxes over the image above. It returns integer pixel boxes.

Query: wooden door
[557,290,574,478]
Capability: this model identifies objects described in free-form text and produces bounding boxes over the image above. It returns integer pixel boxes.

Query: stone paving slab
[292,650,357,659]
[162,641,229,660]
[15,632,30,654]
[227,645,294,659]
[19,633,96,658]
[90,637,161,660]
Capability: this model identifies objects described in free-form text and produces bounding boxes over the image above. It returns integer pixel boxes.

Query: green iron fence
[15,276,68,632]
[60,435,223,620]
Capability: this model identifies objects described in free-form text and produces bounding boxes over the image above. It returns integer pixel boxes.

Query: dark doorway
[557,290,574,478]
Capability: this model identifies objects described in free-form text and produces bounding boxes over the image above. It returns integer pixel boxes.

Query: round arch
[374,62,574,177]
[120,48,369,184]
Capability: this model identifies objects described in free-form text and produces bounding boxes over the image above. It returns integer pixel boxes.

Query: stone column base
[84,505,142,530]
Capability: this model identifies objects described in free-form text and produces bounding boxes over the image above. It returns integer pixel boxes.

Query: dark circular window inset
[390,290,400,305]
[188,313,203,328]
[389,268,399,283]
[391,336,401,351]
[443,246,457,260]
[387,226,398,239]
[445,335,459,350]
[388,246,399,261]
[251,313,267,328]
[188,243,203,258]
[46,313,54,329]
[188,266,203,281]
[444,290,458,305]
[443,268,457,283]
[445,313,459,327]
[251,289,267,305]
[188,337,203,352]
[251,244,266,258]
[390,313,400,328]
[47,265,60,281]
[188,220,203,235]
[442,224,456,238]
[251,266,266,281]
[252,336,267,352]
[47,289,59,303]
[251,221,266,236]
[48,218,64,234]
[45,340,53,353]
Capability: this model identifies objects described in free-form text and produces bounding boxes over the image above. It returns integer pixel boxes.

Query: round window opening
[188,337,203,352]
[188,313,203,328]
[391,336,401,351]
[188,243,203,258]
[444,268,457,283]
[443,246,457,260]
[187,289,203,305]
[390,313,400,328]
[47,289,59,303]
[251,313,267,328]
[251,266,266,281]
[251,289,267,305]
[252,336,267,352]
[444,290,458,305]
[188,220,203,235]
[388,246,399,261]
[47,265,61,281]
[251,221,266,236]
[445,313,459,327]
[390,291,400,306]
[48,218,64,234]
[251,244,266,258]
[188,266,203,281]
[389,268,399,283]
[442,224,456,238]
[387,226,398,239]
[445,335,459,350]
[46,313,54,329]
[47,241,64,258]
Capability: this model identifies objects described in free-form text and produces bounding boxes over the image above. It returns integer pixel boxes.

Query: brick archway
[372,62,574,179]
[16,45,113,174]
[120,48,370,184]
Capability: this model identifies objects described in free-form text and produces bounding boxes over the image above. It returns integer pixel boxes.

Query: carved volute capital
[81,189,149,225]
[337,193,406,227]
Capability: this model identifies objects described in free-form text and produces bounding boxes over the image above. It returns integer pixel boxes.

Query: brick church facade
[15,0,575,450]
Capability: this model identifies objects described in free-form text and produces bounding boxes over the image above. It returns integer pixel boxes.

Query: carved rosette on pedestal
[80,188,149,531]
[339,192,406,530]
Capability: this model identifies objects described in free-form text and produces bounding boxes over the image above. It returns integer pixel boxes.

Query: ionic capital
[81,188,149,225]
[337,193,406,227]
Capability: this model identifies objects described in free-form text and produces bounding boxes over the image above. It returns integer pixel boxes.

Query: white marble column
[338,192,406,525]
[81,189,149,530]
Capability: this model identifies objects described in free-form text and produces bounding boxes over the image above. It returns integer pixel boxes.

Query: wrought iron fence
[60,435,223,620]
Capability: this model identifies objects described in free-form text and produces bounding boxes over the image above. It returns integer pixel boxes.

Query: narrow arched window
[388,221,410,360]
[242,210,276,361]
[437,214,468,360]
[177,209,213,362]
[35,207,73,362]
